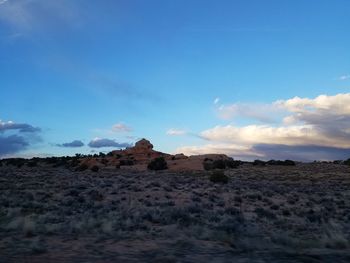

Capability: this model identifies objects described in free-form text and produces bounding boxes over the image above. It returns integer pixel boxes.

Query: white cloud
[166,128,186,136]
[200,124,348,148]
[0,0,8,6]
[275,93,350,114]
[112,123,132,133]
[339,75,350,81]
[180,93,350,160]
[213,97,220,104]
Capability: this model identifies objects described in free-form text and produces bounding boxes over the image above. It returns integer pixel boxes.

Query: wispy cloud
[166,128,187,136]
[184,26,286,33]
[216,102,284,123]
[0,0,83,34]
[112,123,132,133]
[213,97,220,105]
[338,75,350,81]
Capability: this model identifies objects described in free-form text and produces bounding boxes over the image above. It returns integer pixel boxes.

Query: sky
[1,0,350,161]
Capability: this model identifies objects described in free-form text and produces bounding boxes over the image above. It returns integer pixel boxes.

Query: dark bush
[148,157,168,170]
[76,164,88,171]
[284,159,296,166]
[53,159,68,168]
[209,170,229,184]
[253,160,266,166]
[225,159,241,168]
[203,158,240,170]
[44,157,59,164]
[101,158,109,165]
[212,159,226,169]
[91,165,99,172]
[70,158,80,168]
[344,159,350,166]
[203,158,214,170]
[5,158,25,168]
[27,160,38,167]
[267,159,295,166]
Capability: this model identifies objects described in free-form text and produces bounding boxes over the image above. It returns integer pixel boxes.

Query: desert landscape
[1,1,350,262]
[1,140,350,262]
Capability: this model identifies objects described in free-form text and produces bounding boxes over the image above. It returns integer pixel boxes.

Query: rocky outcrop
[79,138,236,172]
[110,138,171,165]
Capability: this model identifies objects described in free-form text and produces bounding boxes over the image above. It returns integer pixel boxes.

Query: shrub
[27,160,38,167]
[225,159,241,168]
[101,158,109,165]
[212,159,226,169]
[70,158,80,168]
[266,160,295,166]
[6,158,26,168]
[148,157,168,170]
[203,158,240,170]
[91,165,99,172]
[53,159,68,168]
[76,164,88,171]
[344,159,350,166]
[209,170,229,184]
[253,160,266,166]
[284,160,296,166]
[203,159,214,170]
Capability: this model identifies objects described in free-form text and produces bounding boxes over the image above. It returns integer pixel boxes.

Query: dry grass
[0,162,350,262]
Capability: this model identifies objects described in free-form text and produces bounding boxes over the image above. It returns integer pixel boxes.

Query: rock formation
[80,138,235,172]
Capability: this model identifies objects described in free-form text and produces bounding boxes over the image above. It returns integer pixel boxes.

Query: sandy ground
[1,162,350,262]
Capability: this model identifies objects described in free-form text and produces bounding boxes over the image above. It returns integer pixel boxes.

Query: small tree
[76,164,88,171]
[91,165,99,172]
[148,157,168,170]
[209,170,229,184]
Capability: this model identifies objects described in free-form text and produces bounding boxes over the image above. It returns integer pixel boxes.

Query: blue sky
[1,0,350,161]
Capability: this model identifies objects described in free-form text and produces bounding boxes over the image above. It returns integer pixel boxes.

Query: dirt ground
[1,162,350,262]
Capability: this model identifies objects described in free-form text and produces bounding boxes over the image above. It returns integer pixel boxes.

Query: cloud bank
[0,120,41,157]
[177,93,350,161]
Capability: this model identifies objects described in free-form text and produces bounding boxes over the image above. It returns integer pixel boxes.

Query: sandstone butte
[80,138,233,172]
